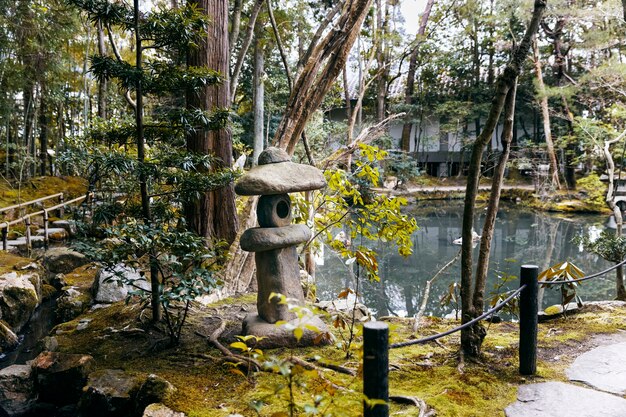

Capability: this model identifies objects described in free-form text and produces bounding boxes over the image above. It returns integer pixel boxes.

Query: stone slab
[240,224,311,253]
[566,341,626,395]
[242,313,332,349]
[505,382,626,417]
[235,162,326,195]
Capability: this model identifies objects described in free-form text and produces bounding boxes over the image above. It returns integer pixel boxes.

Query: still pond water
[316,201,616,318]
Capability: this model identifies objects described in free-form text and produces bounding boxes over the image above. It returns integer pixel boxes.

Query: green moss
[0,252,32,275]
[0,176,87,208]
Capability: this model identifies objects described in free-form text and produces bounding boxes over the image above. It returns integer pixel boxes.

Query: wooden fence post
[2,226,7,251]
[43,210,49,249]
[25,217,32,253]
[363,321,389,417]
[519,264,539,375]
[58,193,65,218]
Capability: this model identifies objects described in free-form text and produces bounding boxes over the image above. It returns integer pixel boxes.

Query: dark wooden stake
[2,227,7,251]
[58,193,65,218]
[519,264,539,375]
[43,210,49,249]
[363,321,389,417]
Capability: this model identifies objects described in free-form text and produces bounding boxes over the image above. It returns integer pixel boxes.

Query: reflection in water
[316,202,614,317]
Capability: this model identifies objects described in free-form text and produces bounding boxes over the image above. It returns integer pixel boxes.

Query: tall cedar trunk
[603,131,626,300]
[400,0,435,152]
[186,0,238,245]
[532,37,561,189]
[97,19,108,119]
[473,81,517,322]
[275,0,373,154]
[460,0,546,358]
[375,0,388,122]
[252,24,265,166]
[23,85,35,179]
[38,91,49,176]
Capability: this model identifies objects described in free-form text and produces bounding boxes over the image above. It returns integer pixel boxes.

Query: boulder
[92,265,151,304]
[56,286,90,323]
[41,247,89,275]
[78,369,141,417]
[32,351,95,406]
[0,321,19,353]
[0,271,40,332]
[142,403,186,417]
[36,228,69,241]
[0,364,37,416]
[134,374,176,413]
[51,220,78,237]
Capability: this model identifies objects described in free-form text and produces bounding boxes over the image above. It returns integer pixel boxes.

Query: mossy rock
[0,272,40,332]
[0,320,19,353]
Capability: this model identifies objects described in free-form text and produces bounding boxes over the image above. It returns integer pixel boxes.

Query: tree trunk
[186,0,238,245]
[230,0,265,102]
[252,24,265,166]
[532,37,561,189]
[375,0,388,122]
[460,0,546,358]
[400,0,435,152]
[38,91,49,176]
[97,19,107,119]
[603,130,626,301]
[275,0,373,154]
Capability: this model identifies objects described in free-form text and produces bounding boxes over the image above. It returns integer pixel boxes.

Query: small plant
[488,268,519,317]
[229,335,266,380]
[440,282,461,319]
[539,261,585,313]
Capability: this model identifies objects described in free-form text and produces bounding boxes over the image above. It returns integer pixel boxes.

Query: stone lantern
[235,147,329,346]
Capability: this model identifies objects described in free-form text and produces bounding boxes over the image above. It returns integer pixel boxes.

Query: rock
[92,264,150,304]
[0,321,19,353]
[0,364,37,416]
[56,286,90,323]
[315,297,372,322]
[0,271,40,332]
[36,228,69,241]
[505,382,626,417]
[257,147,290,165]
[538,302,581,322]
[566,341,626,395]
[12,236,46,249]
[242,313,332,349]
[32,351,95,406]
[240,225,312,252]
[142,403,186,417]
[78,369,141,417]
[41,248,89,275]
[40,336,59,352]
[134,374,176,412]
[51,220,78,237]
[76,318,92,331]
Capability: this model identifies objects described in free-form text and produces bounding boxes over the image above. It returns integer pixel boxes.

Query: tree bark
[603,130,626,301]
[252,24,265,166]
[473,81,517,317]
[96,19,107,119]
[185,0,238,245]
[532,37,561,189]
[275,0,373,154]
[400,0,435,152]
[230,0,266,102]
[460,0,546,358]
[38,90,49,176]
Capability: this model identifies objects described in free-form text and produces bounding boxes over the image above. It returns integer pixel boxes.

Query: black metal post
[2,227,7,251]
[519,264,539,375]
[363,322,389,417]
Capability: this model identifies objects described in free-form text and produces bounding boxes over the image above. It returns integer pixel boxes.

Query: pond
[316,201,617,318]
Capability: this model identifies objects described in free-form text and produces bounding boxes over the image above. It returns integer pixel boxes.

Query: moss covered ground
[49,292,626,417]
[0,176,87,210]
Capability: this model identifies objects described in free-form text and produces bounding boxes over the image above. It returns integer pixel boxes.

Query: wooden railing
[1,192,93,251]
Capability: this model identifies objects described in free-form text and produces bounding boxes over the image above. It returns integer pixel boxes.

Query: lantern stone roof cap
[235,147,326,196]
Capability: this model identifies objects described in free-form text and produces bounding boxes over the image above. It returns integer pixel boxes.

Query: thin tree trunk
[186,0,238,245]
[252,25,265,166]
[532,37,561,189]
[267,0,293,91]
[460,0,546,358]
[343,65,352,122]
[473,81,517,315]
[230,0,266,102]
[400,0,434,152]
[38,90,49,176]
[603,130,626,300]
[230,0,242,54]
[97,19,107,119]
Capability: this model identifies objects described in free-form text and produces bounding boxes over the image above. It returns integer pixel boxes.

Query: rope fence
[362,258,624,417]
